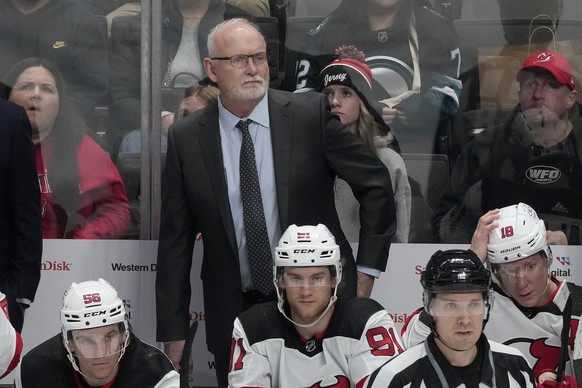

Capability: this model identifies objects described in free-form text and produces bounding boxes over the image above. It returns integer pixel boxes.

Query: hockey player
[403,203,581,386]
[368,249,534,387]
[0,291,22,379]
[20,279,179,387]
[228,224,404,387]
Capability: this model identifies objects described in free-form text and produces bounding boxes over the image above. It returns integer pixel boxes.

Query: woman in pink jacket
[6,58,131,239]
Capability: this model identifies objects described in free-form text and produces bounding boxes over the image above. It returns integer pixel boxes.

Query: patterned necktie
[237,119,273,296]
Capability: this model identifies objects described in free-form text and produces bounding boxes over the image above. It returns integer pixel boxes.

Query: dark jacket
[0,0,108,126]
[156,89,396,379]
[0,99,42,333]
[433,103,582,244]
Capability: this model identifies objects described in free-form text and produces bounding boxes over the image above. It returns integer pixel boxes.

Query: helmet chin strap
[276,286,338,328]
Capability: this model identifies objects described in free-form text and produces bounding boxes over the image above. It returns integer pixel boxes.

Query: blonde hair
[355,102,381,156]
[190,84,220,106]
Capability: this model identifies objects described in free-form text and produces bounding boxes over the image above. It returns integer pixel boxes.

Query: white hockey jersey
[402,279,582,381]
[366,334,534,387]
[0,292,21,378]
[228,298,404,387]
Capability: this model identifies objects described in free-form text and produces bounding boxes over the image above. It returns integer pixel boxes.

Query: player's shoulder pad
[326,297,386,339]
[566,281,582,316]
[237,302,288,344]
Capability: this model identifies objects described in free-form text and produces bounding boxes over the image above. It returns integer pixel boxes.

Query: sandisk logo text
[41,260,71,271]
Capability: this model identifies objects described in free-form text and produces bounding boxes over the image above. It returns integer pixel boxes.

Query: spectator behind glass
[225,0,268,16]
[19,279,179,387]
[315,45,411,243]
[176,83,220,120]
[0,0,108,131]
[109,0,249,147]
[105,0,266,38]
[293,0,462,154]
[5,58,131,239]
[118,83,220,154]
[433,50,582,244]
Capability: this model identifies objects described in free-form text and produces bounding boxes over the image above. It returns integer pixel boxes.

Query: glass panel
[1,3,133,239]
[3,0,580,244]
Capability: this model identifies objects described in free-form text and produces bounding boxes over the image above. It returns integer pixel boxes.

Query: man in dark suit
[0,96,42,333]
[155,18,396,386]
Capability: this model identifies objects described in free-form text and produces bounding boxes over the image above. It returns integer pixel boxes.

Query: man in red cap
[433,50,581,245]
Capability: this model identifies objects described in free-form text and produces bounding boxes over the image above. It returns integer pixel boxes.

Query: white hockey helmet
[274,224,342,328]
[61,279,129,367]
[274,223,342,283]
[487,203,552,264]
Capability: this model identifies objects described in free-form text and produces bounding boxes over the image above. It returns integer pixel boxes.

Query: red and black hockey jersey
[229,298,404,387]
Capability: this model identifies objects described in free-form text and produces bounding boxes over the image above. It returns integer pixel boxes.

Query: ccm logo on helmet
[526,166,561,184]
[84,310,107,317]
[294,249,316,253]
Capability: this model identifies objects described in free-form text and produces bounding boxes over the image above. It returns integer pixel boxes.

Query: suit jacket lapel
[268,90,292,229]
[197,102,238,256]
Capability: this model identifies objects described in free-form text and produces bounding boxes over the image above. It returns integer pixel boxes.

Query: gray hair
[207,18,264,57]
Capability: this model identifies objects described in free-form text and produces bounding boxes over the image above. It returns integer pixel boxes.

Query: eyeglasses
[495,261,539,279]
[281,273,332,288]
[430,299,486,317]
[210,52,268,69]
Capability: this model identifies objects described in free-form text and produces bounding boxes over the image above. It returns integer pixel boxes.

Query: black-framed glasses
[210,52,268,69]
